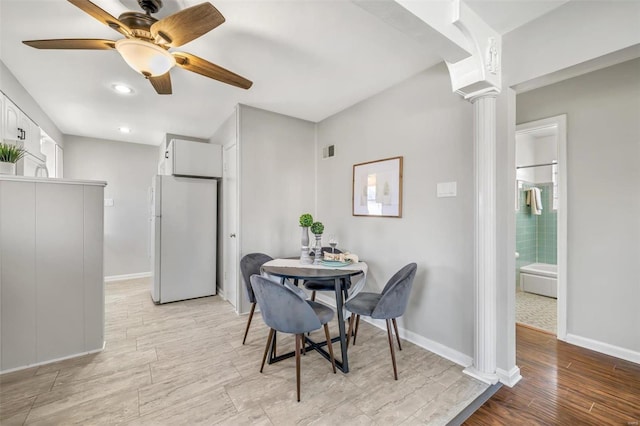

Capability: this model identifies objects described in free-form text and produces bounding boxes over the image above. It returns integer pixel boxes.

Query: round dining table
[261,259,366,373]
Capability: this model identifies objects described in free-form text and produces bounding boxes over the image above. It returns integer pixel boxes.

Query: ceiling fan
[23,0,252,94]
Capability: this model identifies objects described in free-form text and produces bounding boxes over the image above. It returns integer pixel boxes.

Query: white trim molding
[360,316,473,368]
[314,294,473,368]
[515,114,568,339]
[0,342,105,375]
[104,272,152,283]
[565,334,640,365]
[496,366,522,387]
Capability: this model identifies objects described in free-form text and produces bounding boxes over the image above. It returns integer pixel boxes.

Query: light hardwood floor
[1,278,487,425]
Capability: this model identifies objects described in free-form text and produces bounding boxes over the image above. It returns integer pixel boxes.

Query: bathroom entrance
[515,115,567,337]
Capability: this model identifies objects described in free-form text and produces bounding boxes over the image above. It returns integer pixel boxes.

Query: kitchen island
[0,176,106,372]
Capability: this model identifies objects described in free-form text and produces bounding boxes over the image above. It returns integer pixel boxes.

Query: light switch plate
[437,182,457,197]
[104,198,114,207]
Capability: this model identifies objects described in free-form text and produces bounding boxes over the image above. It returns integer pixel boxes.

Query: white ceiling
[465,0,569,35]
[0,0,568,146]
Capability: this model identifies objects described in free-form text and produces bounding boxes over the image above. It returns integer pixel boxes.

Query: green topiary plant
[310,221,324,235]
[299,213,313,227]
[0,142,26,163]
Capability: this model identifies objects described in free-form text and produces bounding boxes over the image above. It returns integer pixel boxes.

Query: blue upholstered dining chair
[250,274,336,402]
[240,253,273,345]
[345,263,417,380]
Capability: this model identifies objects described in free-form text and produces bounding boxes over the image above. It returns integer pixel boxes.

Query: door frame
[515,114,567,339]
[222,141,240,313]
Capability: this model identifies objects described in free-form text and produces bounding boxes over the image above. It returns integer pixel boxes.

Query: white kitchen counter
[0,178,105,373]
[0,175,106,186]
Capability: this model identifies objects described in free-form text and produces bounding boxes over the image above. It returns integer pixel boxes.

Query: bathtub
[520,263,557,298]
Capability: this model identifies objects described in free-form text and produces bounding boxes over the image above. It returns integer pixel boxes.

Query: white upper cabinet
[20,114,41,156]
[0,95,4,139]
[1,93,43,158]
[3,95,20,142]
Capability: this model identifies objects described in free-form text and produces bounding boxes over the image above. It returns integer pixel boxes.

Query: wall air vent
[322,145,335,159]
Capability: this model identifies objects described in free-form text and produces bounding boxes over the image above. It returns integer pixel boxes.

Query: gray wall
[0,61,64,146]
[237,105,316,314]
[516,58,640,353]
[316,63,475,358]
[64,136,158,277]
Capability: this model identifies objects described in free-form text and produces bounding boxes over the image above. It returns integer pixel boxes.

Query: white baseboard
[104,272,152,283]
[496,366,522,387]
[0,342,105,375]
[565,333,640,365]
[315,293,473,368]
[216,286,226,301]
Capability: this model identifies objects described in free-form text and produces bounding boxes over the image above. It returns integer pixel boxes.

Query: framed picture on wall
[352,156,403,217]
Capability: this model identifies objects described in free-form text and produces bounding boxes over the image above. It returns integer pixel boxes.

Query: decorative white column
[463,91,499,385]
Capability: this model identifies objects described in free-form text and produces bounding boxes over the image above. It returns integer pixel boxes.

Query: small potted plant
[310,221,324,235]
[299,213,314,264]
[299,213,313,228]
[310,222,324,264]
[0,142,26,175]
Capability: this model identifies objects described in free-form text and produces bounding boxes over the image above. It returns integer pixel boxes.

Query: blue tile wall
[515,181,557,286]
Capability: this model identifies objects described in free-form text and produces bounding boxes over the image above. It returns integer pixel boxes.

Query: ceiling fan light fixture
[115,39,175,77]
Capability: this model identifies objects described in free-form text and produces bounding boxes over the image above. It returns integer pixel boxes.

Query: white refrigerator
[151,175,217,303]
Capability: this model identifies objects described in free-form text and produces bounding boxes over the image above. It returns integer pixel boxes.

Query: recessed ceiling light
[119,127,131,134]
[112,84,133,94]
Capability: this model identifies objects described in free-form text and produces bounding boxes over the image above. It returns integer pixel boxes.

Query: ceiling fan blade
[23,39,116,50]
[67,0,131,37]
[149,72,172,95]
[151,3,225,47]
[174,52,252,89]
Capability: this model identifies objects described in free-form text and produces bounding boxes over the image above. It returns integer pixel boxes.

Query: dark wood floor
[465,325,640,425]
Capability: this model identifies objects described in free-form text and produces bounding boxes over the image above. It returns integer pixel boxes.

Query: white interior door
[223,143,238,311]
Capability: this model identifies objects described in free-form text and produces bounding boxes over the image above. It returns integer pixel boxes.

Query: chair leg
[242,302,256,345]
[260,328,274,373]
[272,333,277,358]
[392,318,402,351]
[353,314,361,345]
[386,319,398,380]
[323,324,336,374]
[346,313,354,348]
[295,334,302,402]
[311,291,316,301]
[301,334,306,355]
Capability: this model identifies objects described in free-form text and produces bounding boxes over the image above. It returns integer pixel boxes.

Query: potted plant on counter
[0,142,26,175]
[299,213,314,264]
[310,221,324,264]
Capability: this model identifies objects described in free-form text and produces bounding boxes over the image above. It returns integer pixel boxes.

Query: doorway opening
[514,115,567,338]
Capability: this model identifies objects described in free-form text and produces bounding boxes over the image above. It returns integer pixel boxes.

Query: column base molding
[496,366,522,387]
[463,366,499,385]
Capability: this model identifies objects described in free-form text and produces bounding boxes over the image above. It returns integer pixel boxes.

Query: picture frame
[352,156,403,217]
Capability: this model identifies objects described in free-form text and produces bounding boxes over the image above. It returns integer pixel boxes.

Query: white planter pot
[0,162,16,175]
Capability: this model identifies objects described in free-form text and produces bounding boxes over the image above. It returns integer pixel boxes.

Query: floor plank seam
[3,278,488,425]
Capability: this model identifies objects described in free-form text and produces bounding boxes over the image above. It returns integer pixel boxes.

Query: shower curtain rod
[516,161,557,169]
